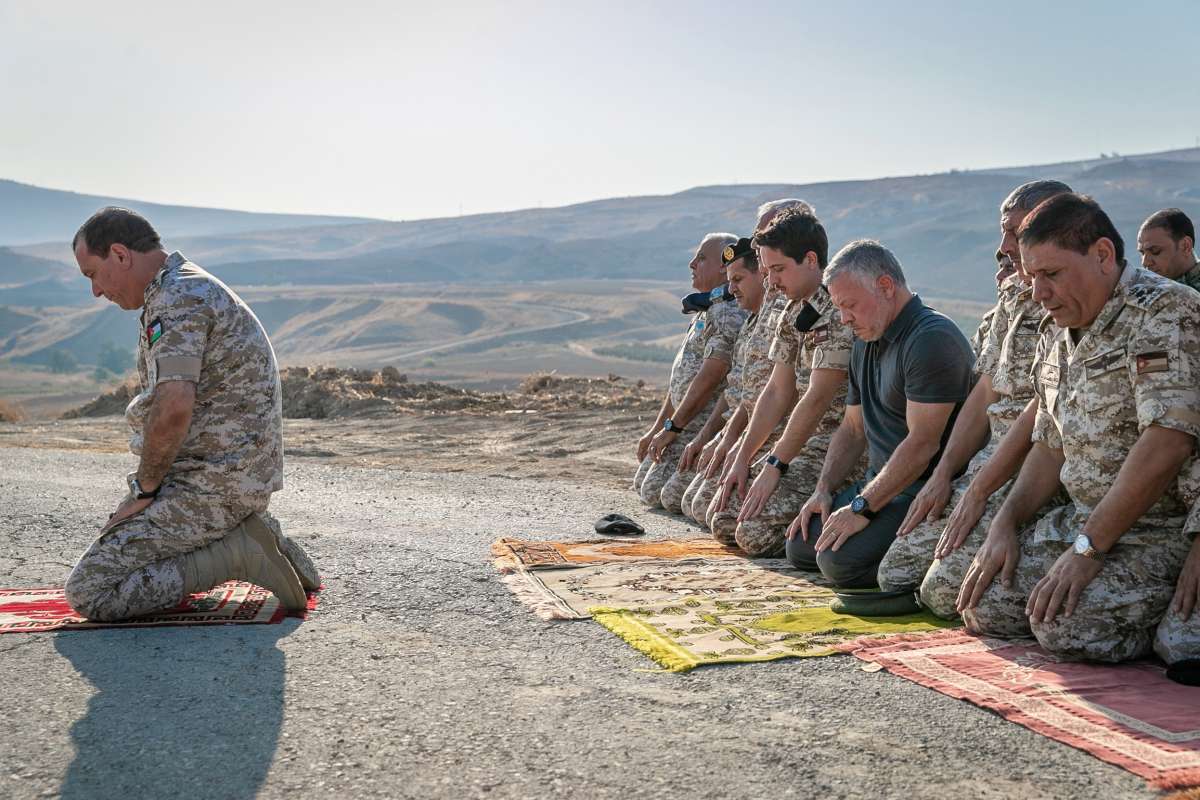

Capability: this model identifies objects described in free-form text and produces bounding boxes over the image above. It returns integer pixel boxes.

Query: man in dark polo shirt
[789,239,975,587]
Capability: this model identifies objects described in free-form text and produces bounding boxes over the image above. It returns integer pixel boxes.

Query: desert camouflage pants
[964,504,1193,662]
[708,447,822,558]
[633,418,704,510]
[660,467,697,515]
[681,473,720,527]
[877,477,1010,618]
[64,483,270,622]
[1154,606,1200,664]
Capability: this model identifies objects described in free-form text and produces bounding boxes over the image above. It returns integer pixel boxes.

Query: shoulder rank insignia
[146,318,163,346]
[793,303,821,332]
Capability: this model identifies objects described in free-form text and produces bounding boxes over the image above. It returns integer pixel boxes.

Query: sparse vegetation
[0,398,25,422]
[47,349,78,374]
[593,343,675,364]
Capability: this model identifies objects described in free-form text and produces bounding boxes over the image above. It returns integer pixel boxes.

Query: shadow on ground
[53,621,300,799]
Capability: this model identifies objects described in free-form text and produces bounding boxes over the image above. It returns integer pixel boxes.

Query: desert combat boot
[180,517,308,611]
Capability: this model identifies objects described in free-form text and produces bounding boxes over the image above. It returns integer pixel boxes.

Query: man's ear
[109,243,132,269]
[1093,238,1118,273]
[1182,235,1195,257]
[877,274,895,298]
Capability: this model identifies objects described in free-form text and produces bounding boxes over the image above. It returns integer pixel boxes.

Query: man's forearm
[1082,425,1195,551]
[137,381,196,488]
[772,369,844,463]
[721,405,749,442]
[992,442,1066,532]
[670,358,729,428]
[816,421,867,495]
[930,377,996,482]
[964,398,1037,500]
[739,368,797,462]
[652,396,674,430]
[860,433,944,510]
[695,396,731,443]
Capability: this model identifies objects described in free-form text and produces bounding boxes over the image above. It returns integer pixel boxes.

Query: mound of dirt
[61,378,138,419]
[0,399,26,423]
[61,367,660,420]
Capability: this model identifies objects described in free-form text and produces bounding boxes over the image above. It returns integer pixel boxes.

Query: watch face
[1073,534,1091,555]
[851,496,866,513]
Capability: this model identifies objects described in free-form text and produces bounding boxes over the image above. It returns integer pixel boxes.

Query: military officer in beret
[961,194,1200,662]
[64,207,319,621]
[634,233,746,509]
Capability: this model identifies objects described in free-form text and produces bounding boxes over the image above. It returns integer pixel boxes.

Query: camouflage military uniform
[1155,606,1199,664]
[878,276,1048,614]
[1176,261,1200,294]
[64,252,296,621]
[676,302,758,524]
[965,266,1200,662]
[709,287,852,557]
[636,295,745,509]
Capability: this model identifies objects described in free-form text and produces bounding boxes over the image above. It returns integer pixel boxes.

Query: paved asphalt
[0,445,1158,799]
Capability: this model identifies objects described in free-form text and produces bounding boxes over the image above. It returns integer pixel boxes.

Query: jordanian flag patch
[146,318,163,346]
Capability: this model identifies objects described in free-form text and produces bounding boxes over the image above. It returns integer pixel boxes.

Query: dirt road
[0,421,1158,800]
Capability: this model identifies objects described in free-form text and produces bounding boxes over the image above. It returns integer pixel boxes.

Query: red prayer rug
[841,629,1200,791]
[0,581,318,633]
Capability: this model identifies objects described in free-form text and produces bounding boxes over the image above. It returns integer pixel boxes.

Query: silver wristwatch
[127,474,161,500]
[1072,533,1104,561]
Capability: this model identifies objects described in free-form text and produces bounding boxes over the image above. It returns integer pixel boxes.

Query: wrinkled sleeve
[973,298,1006,377]
[769,301,802,366]
[807,307,853,373]
[703,304,744,363]
[1030,333,1063,450]
[1131,294,1200,439]
[902,325,974,404]
[146,288,211,383]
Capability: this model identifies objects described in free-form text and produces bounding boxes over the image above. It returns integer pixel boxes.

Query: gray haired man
[788,240,975,587]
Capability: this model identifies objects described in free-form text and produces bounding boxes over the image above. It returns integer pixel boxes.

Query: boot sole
[242,519,309,612]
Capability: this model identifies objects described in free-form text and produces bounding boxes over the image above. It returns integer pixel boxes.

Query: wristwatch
[849,494,876,520]
[662,418,683,434]
[128,475,161,500]
[765,454,790,475]
[1072,533,1105,561]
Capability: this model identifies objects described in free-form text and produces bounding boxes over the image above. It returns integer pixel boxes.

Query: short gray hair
[756,198,815,223]
[1001,180,1073,215]
[701,232,738,250]
[824,239,907,289]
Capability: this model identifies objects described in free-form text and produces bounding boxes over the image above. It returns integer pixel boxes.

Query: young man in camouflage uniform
[961,194,1200,662]
[635,233,745,509]
[679,200,814,526]
[64,208,319,621]
[876,181,1072,615]
[1137,208,1200,290]
[710,209,855,557]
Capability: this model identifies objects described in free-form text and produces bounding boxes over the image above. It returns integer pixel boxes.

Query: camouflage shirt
[126,252,284,499]
[724,312,755,410]
[1031,266,1200,530]
[1178,261,1200,294]
[667,293,747,408]
[737,290,789,413]
[976,276,1046,438]
[768,285,854,441]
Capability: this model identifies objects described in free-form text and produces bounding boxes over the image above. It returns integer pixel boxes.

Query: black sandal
[594,513,645,536]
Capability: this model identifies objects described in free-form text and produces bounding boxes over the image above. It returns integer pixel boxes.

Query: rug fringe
[1154,770,1200,792]
[498,573,583,620]
[591,607,695,673]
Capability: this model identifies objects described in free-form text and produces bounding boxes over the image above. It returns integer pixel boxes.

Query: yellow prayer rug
[592,597,958,672]
[499,557,824,621]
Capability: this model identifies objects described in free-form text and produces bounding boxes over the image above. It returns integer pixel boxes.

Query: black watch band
[765,454,789,475]
[663,418,683,434]
[131,477,161,500]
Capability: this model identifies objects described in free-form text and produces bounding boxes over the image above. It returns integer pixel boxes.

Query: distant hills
[2,148,1198,373]
[0,179,380,247]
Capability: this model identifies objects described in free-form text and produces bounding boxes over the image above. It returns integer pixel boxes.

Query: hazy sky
[3,1,1198,221]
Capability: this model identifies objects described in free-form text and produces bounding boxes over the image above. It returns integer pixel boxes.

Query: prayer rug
[499,556,819,620]
[491,536,742,573]
[841,629,1200,791]
[0,582,318,633]
[593,597,956,673]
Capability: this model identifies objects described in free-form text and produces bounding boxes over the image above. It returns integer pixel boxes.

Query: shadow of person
[53,620,300,800]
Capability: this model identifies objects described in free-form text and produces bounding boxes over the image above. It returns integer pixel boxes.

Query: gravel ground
[0,444,1158,800]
